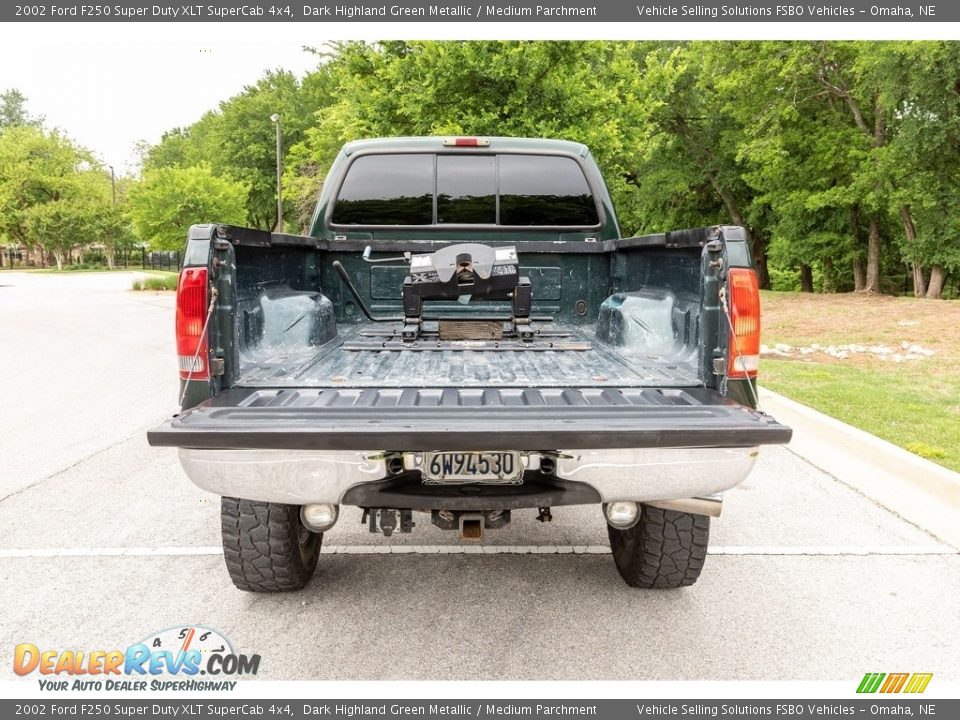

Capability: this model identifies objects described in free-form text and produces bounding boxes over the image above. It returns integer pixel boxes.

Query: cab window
[331,154,433,225]
[331,152,598,226]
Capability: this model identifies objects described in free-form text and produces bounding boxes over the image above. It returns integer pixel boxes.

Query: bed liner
[235,323,701,389]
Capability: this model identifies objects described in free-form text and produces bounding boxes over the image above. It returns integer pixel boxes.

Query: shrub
[131,275,177,291]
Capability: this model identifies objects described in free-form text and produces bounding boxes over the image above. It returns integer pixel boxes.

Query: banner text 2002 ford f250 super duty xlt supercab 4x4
[148,136,792,592]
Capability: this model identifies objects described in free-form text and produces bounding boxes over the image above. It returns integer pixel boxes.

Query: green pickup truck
[148,136,791,592]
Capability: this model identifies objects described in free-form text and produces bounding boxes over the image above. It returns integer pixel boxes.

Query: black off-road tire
[221,497,322,592]
[607,505,709,589]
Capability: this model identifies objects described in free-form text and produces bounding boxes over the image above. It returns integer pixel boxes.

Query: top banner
[3,0,952,22]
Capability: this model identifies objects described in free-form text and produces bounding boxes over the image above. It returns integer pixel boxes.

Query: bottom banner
[1,699,954,719]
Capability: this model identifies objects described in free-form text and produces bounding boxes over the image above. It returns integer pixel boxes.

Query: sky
[0,31,323,174]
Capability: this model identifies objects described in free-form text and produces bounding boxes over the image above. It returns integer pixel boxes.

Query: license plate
[421,451,524,484]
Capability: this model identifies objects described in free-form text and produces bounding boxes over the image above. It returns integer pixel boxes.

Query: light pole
[270,113,282,231]
[108,165,116,208]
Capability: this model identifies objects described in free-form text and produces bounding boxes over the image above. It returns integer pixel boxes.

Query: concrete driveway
[0,270,957,681]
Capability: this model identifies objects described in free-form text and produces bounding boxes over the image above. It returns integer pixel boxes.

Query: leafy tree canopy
[131,41,960,297]
[0,89,43,131]
[128,164,248,250]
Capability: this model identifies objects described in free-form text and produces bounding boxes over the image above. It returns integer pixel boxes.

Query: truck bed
[235,323,701,389]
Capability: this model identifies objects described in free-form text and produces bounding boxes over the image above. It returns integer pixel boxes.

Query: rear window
[331,154,433,225]
[332,153,598,227]
[499,155,597,226]
[437,155,496,224]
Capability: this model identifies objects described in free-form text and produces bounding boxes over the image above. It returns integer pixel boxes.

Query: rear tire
[221,497,321,592]
[607,505,709,589]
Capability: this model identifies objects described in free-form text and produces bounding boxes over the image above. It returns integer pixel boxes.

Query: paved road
[0,271,957,681]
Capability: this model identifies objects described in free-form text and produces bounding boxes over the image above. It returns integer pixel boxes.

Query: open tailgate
[148,386,792,451]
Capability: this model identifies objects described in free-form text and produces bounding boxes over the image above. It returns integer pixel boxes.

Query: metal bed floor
[236,323,701,389]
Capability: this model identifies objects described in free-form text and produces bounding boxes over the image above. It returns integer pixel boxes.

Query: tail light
[175,267,209,380]
[727,268,760,379]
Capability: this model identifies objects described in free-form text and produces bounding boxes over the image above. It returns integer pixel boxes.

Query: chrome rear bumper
[177,446,757,516]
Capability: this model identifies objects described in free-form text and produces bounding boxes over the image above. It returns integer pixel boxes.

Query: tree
[23,200,96,270]
[0,123,133,269]
[713,43,865,292]
[0,89,42,131]
[143,68,326,231]
[133,40,960,298]
[208,71,319,230]
[91,204,136,269]
[878,42,960,298]
[86,173,140,269]
[622,43,774,287]
[713,42,932,295]
[288,41,657,233]
[128,165,248,250]
[0,126,95,250]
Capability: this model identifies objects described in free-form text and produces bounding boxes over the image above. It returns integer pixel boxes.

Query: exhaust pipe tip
[459,514,484,541]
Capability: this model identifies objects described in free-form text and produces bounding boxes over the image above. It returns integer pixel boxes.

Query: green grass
[132,275,178,291]
[138,269,178,276]
[762,359,960,472]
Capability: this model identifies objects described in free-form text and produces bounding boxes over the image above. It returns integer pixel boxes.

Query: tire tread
[608,505,709,589]
[221,497,320,592]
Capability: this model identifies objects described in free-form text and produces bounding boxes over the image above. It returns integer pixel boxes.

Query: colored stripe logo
[857,672,932,693]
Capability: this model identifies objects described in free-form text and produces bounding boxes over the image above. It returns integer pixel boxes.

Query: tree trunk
[863,218,882,293]
[853,260,866,292]
[704,169,773,290]
[799,264,814,292]
[900,206,926,297]
[751,233,771,290]
[911,263,926,297]
[822,257,835,293]
[104,245,115,270]
[706,171,745,227]
[850,205,866,291]
[926,265,947,299]
[53,250,63,272]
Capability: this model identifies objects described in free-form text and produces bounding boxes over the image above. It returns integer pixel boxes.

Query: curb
[759,387,960,549]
